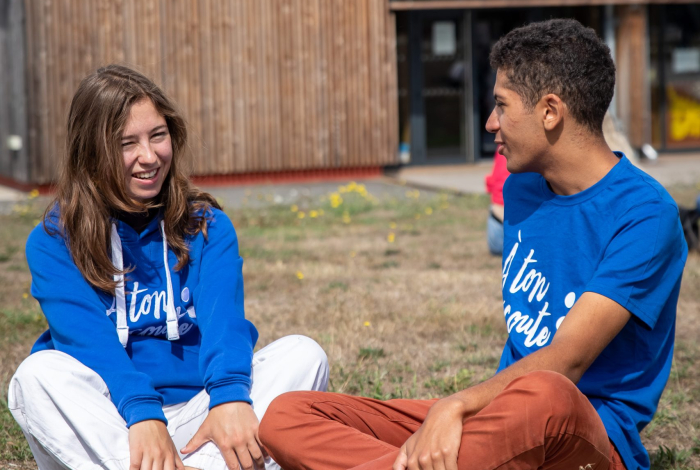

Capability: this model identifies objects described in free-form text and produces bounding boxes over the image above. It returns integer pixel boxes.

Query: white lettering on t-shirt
[502,231,570,350]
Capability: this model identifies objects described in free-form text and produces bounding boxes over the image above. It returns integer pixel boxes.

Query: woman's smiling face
[121,99,173,203]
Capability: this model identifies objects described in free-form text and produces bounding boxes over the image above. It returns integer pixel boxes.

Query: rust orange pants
[260,371,626,470]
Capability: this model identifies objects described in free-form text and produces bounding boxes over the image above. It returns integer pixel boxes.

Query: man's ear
[541,94,565,131]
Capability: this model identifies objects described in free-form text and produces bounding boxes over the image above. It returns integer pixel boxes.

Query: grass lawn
[1,182,699,469]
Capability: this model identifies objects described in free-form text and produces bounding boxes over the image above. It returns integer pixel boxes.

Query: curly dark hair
[489,18,615,134]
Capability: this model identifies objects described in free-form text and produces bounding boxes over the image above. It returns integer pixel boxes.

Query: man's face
[485,70,547,174]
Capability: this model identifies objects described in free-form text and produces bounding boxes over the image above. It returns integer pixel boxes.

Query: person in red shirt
[485,150,510,254]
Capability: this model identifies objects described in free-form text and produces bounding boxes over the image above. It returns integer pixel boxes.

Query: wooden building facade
[1,0,399,185]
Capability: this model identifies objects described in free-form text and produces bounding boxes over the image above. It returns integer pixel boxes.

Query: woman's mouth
[133,168,159,180]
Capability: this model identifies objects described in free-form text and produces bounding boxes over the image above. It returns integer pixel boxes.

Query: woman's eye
[121,141,135,148]
[152,132,167,141]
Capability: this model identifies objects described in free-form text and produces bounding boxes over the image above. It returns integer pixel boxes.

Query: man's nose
[485,108,499,134]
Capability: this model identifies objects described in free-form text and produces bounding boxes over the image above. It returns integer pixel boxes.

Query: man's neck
[541,137,619,196]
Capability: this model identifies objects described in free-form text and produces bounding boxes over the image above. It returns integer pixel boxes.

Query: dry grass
[1,182,699,469]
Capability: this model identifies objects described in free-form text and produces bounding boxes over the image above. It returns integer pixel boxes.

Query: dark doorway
[399,10,474,165]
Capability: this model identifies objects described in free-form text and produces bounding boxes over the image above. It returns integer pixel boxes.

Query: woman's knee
[12,351,67,389]
[10,350,107,401]
[270,335,329,376]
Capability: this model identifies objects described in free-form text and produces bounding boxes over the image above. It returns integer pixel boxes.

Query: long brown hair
[47,64,220,292]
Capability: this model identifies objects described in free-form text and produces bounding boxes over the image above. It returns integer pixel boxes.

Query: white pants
[8,335,329,470]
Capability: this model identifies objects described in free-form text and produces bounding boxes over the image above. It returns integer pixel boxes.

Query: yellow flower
[425,207,433,215]
[414,214,421,220]
[387,232,395,243]
[297,211,306,219]
[363,321,371,327]
[29,189,40,199]
[22,293,29,299]
[296,271,304,280]
[290,204,299,213]
[347,181,357,191]
[389,222,397,229]
[309,210,319,218]
[342,212,351,224]
[350,251,357,258]
[330,193,343,208]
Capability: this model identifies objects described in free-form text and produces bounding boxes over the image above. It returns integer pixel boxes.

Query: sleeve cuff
[584,284,655,330]
[122,399,168,428]
[208,382,252,409]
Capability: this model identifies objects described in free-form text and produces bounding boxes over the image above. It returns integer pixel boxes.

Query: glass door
[408,11,473,165]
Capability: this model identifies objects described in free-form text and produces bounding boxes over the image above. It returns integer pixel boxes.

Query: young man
[259,19,687,470]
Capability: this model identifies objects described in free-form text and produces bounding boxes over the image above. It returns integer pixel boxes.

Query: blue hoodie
[26,207,259,427]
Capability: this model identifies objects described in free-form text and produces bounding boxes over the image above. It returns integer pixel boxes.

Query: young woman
[8,64,328,470]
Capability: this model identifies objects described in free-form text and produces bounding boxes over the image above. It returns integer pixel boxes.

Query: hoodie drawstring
[110,221,180,348]
[160,221,180,342]
[110,224,129,347]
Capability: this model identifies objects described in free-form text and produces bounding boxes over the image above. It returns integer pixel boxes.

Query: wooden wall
[23,0,399,184]
[616,4,650,148]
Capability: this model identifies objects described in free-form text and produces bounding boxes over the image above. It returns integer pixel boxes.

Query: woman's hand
[181,401,265,470]
[129,419,185,470]
[393,396,467,470]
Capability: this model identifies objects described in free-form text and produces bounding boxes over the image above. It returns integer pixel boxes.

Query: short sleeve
[585,200,687,329]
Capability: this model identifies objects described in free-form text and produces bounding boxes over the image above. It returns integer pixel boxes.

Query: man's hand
[181,401,264,470]
[393,396,466,470]
[129,419,185,470]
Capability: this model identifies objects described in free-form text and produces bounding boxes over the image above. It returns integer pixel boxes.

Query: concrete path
[0,153,698,211]
[391,152,700,195]
[0,184,26,215]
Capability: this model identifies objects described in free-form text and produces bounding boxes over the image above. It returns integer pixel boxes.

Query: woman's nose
[137,142,157,164]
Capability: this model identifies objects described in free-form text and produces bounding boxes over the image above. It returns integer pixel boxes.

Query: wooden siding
[616,5,650,148]
[24,0,399,184]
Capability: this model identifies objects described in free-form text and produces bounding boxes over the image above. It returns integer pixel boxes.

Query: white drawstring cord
[160,221,180,341]
[110,223,129,347]
[109,220,180,347]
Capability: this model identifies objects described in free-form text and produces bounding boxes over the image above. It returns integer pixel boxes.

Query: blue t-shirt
[497,154,687,470]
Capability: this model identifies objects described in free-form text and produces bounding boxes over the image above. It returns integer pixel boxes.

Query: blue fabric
[487,213,504,255]
[497,154,687,470]
[27,207,258,427]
